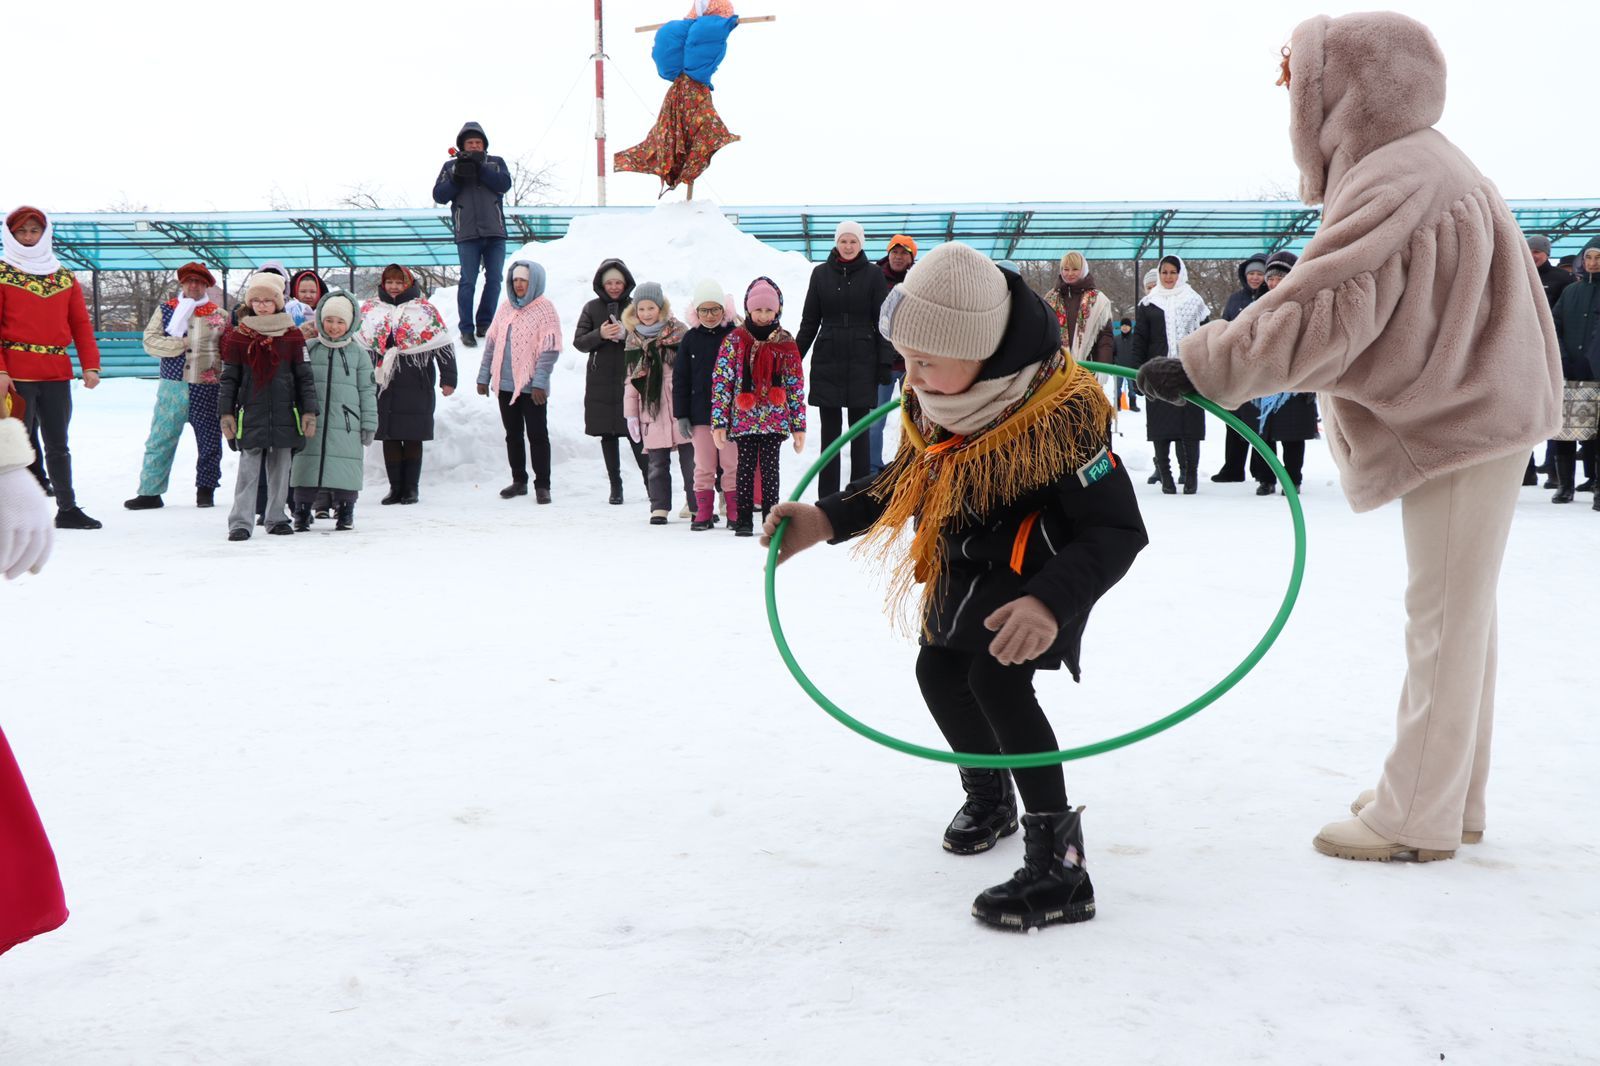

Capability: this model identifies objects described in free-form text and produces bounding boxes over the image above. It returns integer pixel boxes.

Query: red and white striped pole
[593,0,608,207]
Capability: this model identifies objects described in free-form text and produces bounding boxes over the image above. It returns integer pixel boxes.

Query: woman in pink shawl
[476,260,562,503]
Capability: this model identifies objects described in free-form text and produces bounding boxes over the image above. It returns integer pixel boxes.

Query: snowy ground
[1,373,1595,1066]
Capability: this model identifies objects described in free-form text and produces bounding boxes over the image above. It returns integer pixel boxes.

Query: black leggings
[816,406,871,499]
[735,433,782,520]
[600,433,648,488]
[915,646,1066,812]
[498,391,551,489]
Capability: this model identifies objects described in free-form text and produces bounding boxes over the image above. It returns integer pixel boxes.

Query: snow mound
[394,201,819,487]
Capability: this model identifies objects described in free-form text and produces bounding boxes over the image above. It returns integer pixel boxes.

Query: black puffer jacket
[219,327,319,451]
[674,322,735,427]
[817,271,1148,676]
[431,122,513,242]
[1130,301,1208,441]
[369,282,458,441]
[574,259,636,437]
[1552,237,1600,380]
[1539,258,1575,310]
[796,251,892,408]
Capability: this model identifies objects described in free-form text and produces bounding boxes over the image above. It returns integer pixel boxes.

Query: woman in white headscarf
[1130,255,1209,493]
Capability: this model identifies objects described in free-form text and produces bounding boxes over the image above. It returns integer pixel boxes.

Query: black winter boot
[124,494,163,510]
[971,808,1096,931]
[381,460,404,505]
[292,503,313,532]
[1181,440,1200,495]
[1156,454,1176,495]
[943,767,1020,855]
[1552,451,1576,504]
[196,487,214,508]
[335,502,355,531]
[1523,456,1539,486]
[400,456,421,505]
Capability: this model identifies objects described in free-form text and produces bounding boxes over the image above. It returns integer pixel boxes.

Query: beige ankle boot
[1313,817,1456,862]
[1350,790,1483,844]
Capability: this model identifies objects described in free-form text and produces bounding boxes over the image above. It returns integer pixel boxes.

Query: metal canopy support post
[291,219,358,270]
[1134,209,1178,259]
[149,221,233,271]
[1268,209,1321,254]
[595,0,604,208]
[801,214,812,260]
[92,270,102,331]
[1000,210,1034,260]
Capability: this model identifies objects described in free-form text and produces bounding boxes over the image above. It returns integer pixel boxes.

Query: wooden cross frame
[634,14,776,32]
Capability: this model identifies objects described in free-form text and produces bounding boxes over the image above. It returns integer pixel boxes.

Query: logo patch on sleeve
[1076,447,1114,488]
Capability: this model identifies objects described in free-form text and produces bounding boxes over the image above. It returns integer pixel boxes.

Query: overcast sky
[5,1,1595,215]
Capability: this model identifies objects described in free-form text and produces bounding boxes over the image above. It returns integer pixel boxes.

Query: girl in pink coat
[622,282,694,524]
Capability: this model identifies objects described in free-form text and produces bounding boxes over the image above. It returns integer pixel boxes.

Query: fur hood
[1288,12,1447,206]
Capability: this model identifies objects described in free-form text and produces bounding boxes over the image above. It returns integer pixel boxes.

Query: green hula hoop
[763,361,1308,768]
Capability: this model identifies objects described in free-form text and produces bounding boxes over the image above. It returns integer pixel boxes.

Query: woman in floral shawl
[359,265,457,505]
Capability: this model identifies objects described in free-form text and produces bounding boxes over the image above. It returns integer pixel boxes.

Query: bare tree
[508,153,558,208]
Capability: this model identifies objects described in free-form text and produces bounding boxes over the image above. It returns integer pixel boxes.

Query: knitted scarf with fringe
[856,350,1115,637]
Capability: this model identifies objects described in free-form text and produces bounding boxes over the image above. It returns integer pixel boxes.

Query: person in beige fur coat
[1139,12,1562,863]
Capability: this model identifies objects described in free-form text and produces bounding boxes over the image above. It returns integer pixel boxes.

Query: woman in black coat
[795,221,892,498]
[1212,255,1269,484]
[573,258,648,504]
[1252,252,1319,495]
[1130,256,1210,494]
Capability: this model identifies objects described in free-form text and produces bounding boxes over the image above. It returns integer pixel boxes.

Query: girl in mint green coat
[291,291,378,531]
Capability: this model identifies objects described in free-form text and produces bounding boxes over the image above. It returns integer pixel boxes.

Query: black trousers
[17,380,75,509]
[915,646,1067,813]
[1220,419,1271,482]
[817,406,870,499]
[498,391,551,489]
[600,434,647,489]
[1260,440,1306,486]
[735,433,782,520]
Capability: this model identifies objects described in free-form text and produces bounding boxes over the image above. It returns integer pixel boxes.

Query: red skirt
[0,725,68,955]
[614,74,739,193]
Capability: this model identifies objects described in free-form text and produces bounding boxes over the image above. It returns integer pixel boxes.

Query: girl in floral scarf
[622,282,693,523]
[358,265,457,505]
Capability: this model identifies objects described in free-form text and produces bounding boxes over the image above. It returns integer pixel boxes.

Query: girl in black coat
[573,258,648,504]
[673,281,739,529]
[360,266,458,506]
[1131,256,1210,494]
[762,244,1148,932]
[795,221,892,498]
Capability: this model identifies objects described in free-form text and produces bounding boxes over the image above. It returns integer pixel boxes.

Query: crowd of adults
[3,117,1596,546]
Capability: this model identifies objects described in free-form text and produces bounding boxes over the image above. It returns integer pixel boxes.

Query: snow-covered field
[2,206,1596,1064]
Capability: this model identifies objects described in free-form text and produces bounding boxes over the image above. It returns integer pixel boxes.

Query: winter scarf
[484,271,563,399]
[164,296,209,338]
[1046,274,1114,361]
[359,272,454,391]
[879,257,910,288]
[860,350,1115,637]
[226,314,296,393]
[1256,391,1293,431]
[1140,256,1209,355]
[736,323,798,410]
[625,318,687,418]
[1,215,61,276]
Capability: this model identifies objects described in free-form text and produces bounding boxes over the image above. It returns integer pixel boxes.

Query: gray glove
[676,417,693,439]
[361,430,375,447]
[1136,357,1196,405]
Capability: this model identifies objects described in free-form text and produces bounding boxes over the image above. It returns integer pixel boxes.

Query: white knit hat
[834,220,865,245]
[878,242,1010,363]
[320,294,355,322]
[691,278,725,309]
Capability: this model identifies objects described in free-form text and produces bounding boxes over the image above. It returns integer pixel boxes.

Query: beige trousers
[1359,449,1527,852]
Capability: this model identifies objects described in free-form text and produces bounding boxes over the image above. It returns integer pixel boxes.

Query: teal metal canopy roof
[46,200,1600,271]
